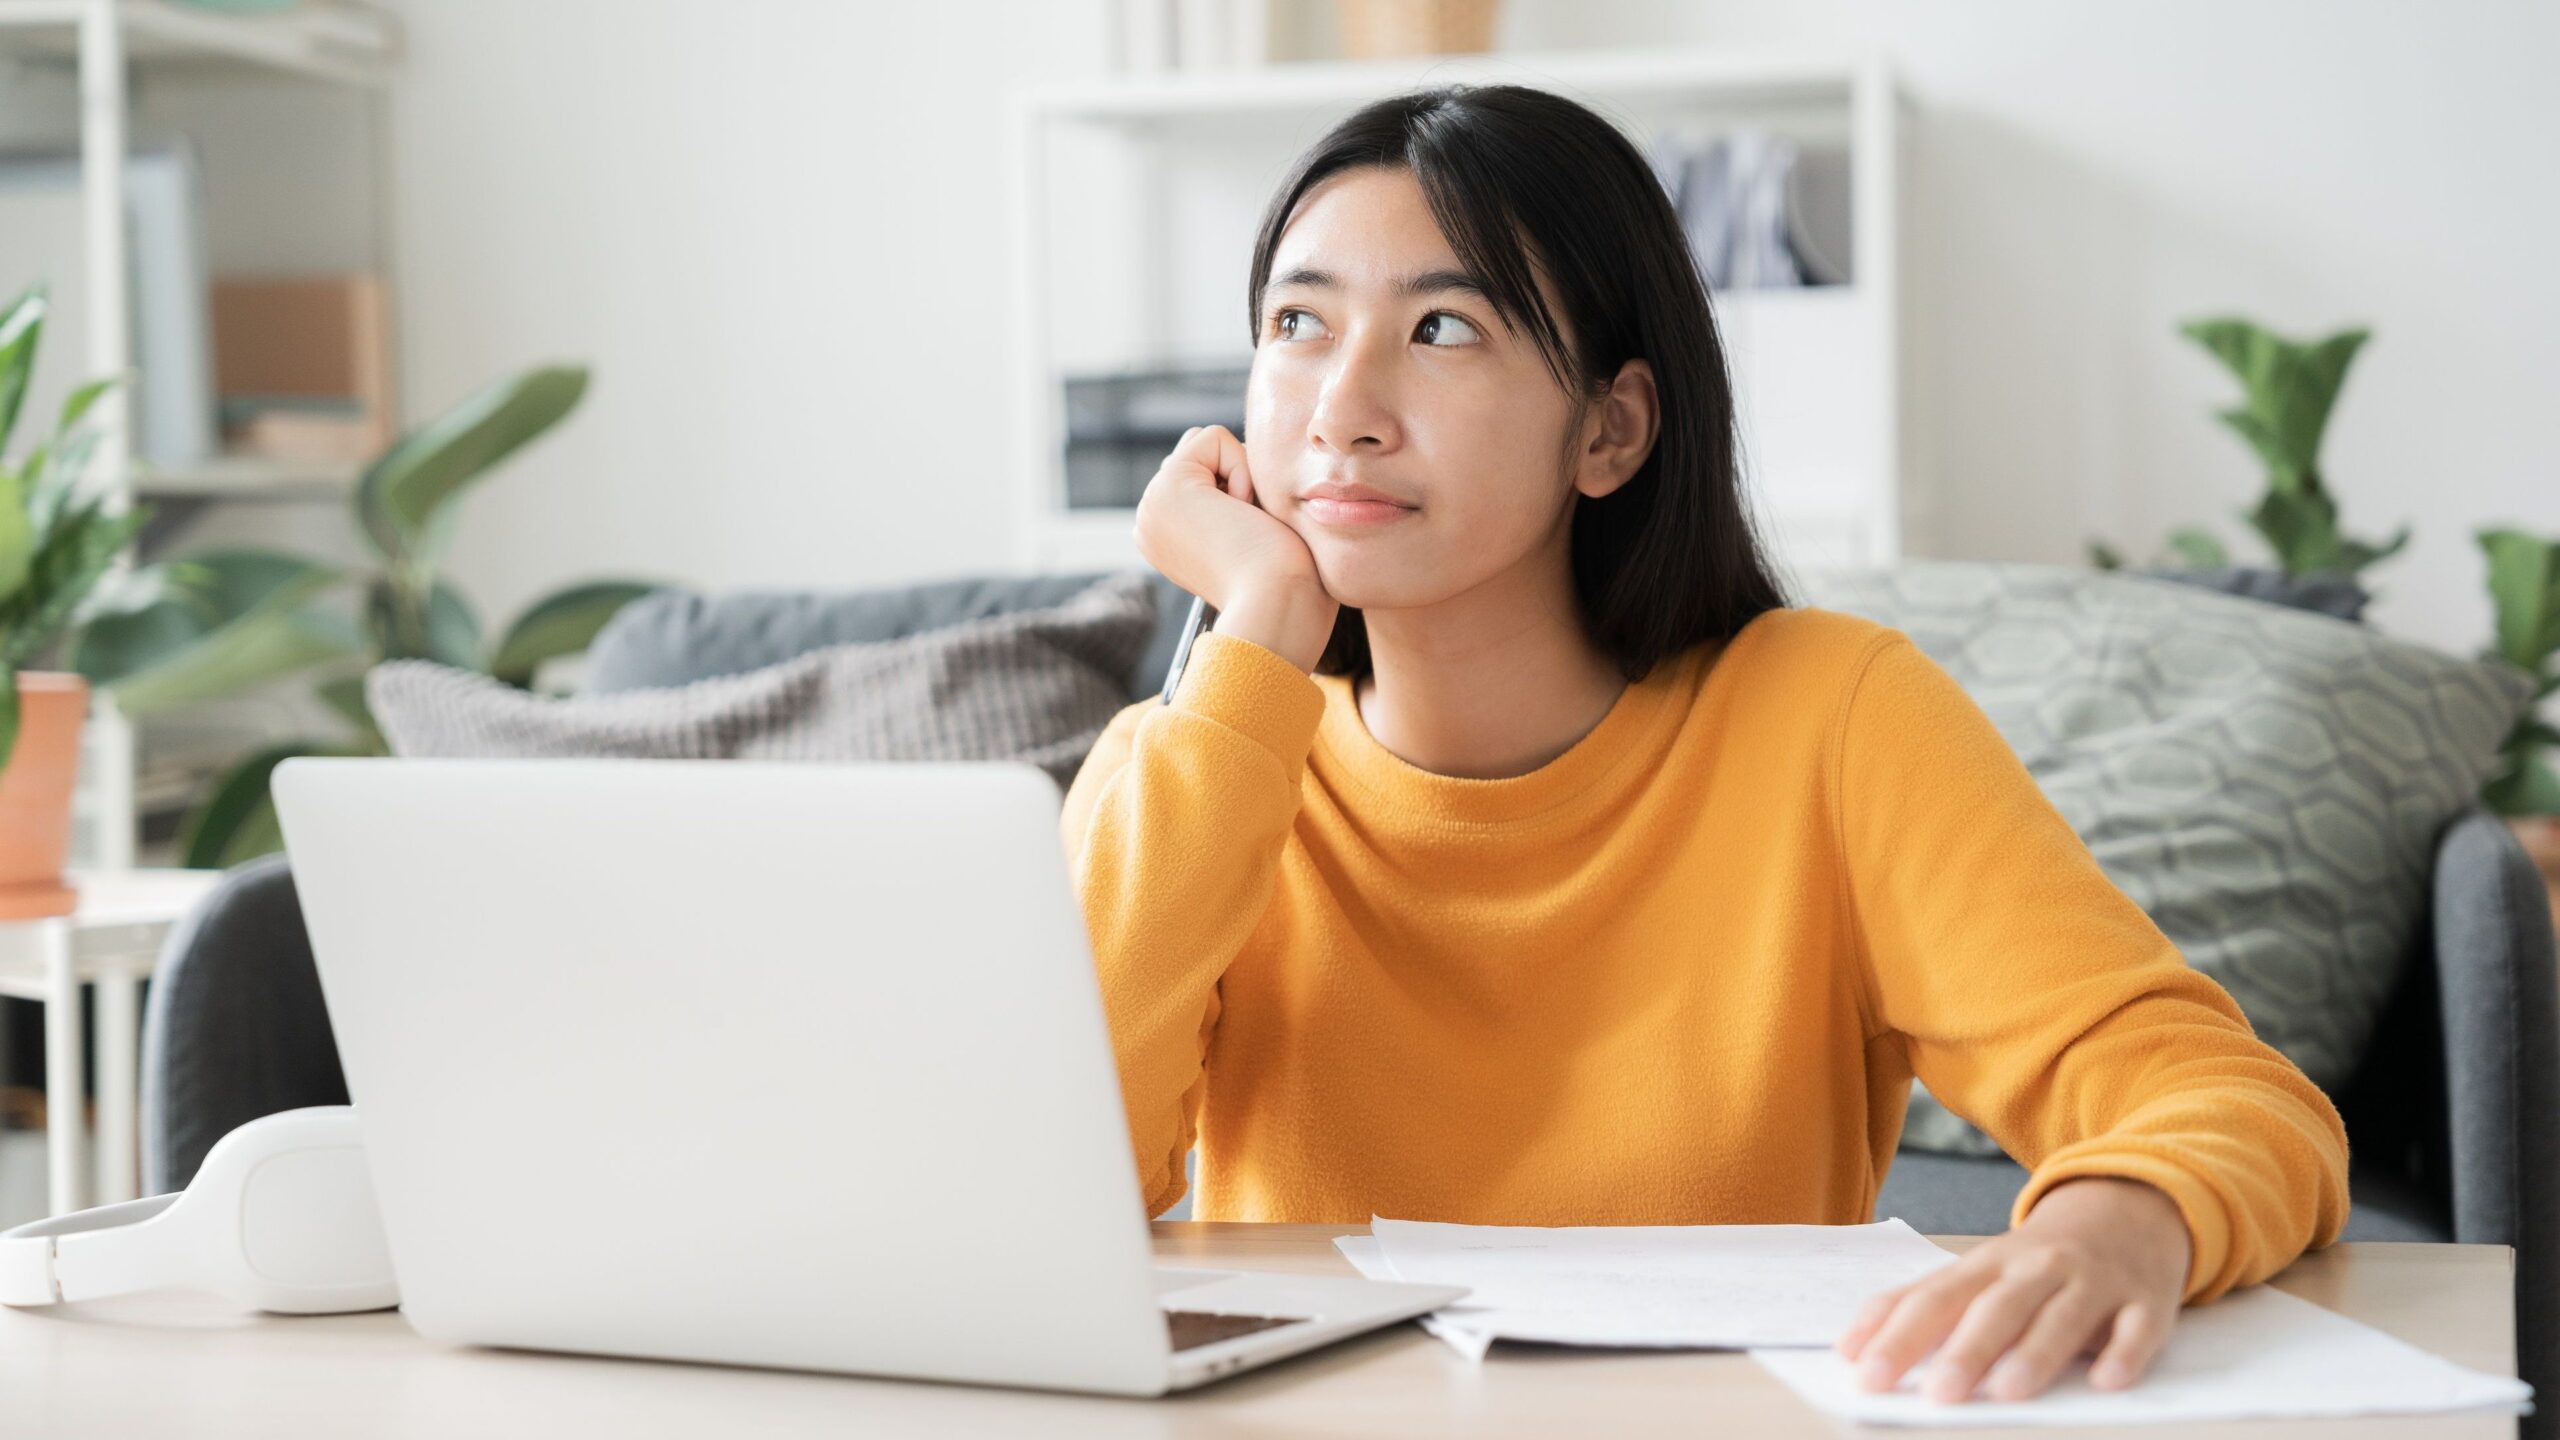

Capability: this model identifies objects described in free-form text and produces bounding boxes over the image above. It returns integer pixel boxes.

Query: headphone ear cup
[228,1141,399,1314]
[180,1108,397,1315]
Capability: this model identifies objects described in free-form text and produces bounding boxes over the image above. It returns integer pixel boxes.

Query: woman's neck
[1352,554,1629,782]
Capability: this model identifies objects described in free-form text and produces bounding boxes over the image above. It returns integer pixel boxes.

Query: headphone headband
[0,1107,398,1315]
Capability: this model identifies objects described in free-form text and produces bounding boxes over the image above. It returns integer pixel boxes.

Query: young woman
[1060,84,2348,1407]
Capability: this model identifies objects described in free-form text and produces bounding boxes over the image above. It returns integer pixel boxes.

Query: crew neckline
[1310,620,1756,829]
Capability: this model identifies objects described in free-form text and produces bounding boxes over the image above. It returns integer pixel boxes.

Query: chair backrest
[2333,806,2560,1253]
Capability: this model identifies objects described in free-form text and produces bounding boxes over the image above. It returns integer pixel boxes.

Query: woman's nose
[1306,336,1401,454]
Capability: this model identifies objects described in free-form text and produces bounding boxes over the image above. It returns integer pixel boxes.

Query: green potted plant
[0,284,155,916]
[2091,316,2408,618]
[71,362,661,867]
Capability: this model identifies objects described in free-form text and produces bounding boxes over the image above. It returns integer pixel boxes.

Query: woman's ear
[1571,357,1659,501]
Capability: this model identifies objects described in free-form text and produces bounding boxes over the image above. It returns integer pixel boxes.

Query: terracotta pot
[2511,816,2560,951]
[0,672,87,921]
[1335,0,1498,58]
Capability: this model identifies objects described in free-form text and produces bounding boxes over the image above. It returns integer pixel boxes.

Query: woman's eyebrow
[1263,265,1493,305]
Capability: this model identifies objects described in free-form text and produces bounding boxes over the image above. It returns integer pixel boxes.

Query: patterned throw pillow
[365,569,1159,793]
[1796,561,2534,1158]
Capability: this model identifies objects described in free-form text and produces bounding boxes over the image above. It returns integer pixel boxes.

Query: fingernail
[1858,1357,1895,1390]
[1989,1360,2025,1396]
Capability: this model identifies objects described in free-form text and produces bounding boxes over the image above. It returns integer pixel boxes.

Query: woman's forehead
[1273,169,1459,278]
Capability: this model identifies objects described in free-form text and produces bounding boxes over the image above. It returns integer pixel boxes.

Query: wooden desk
[0,1224,2518,1438]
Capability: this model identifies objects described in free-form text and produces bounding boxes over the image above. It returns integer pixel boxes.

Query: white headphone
[0,1106,398,1314]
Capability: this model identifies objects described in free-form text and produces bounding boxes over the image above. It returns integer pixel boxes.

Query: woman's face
[1244,166,1600,612]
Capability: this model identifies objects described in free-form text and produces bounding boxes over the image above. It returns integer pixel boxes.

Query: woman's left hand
[1833,1175,2193,1403]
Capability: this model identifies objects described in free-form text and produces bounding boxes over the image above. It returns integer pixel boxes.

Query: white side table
[0,868,224,1216]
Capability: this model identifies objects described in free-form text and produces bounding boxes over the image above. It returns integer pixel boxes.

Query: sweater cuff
[2010,1150,2230,1305]
[1167,630,1327,780]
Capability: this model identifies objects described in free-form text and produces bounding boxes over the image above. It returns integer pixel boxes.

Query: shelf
[132,452,357,500]
[0,0,397,87]
[1022,44,1881,124]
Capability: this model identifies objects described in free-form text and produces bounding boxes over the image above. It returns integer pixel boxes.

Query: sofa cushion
[1798,561,2533,1159]
[584,565,1197,706]
[365,569,1158,792]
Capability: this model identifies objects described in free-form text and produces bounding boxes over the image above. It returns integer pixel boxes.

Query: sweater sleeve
[1058,629,1328,1217]
[1830,630,2351,1304]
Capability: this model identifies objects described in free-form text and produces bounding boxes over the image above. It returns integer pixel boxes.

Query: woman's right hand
[1133,424,1340,672]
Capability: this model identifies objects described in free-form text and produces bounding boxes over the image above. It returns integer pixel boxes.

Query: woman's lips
[1302,496,1418,527]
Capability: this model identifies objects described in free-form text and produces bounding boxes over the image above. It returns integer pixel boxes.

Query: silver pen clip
[1159,592,1213,704]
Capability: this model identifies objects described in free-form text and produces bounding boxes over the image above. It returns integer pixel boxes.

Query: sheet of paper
[1336,1236,1501,1361]
[1336,1214,1962,1359]
[1750,1282,2532,1427]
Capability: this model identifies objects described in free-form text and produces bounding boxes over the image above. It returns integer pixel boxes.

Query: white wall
[377,0,1113,635]
[1517,0,2558,653]
[234,1,2560,656]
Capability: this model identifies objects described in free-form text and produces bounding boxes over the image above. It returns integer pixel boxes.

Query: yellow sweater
[1059,607,2351,1304]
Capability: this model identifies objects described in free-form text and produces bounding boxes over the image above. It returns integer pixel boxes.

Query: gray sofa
[136,566,2558,1421]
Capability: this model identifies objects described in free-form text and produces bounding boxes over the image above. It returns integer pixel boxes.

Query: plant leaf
[28,428,99,536]
[2087,539,2124,571]
[2484,753,2560,819]
[179,741,344,869]
[2166,527,2230,570]
[2338,523,2413,575]
[65,558,206,632]
[2181,316,2367,496]
[0,500,147,668]
[427,581,482,668]
[355,365,589,568]
[107,605,364,715]
[2246,488,2341,576]
[0,283,45,454]
[2283,327,2370,469]
[366,575,483,667]
[2212,406,2295,485]
[486,579,658,687]
[0,465,29,604]
[73,549,346,693]
[2478,528,2560,673]
[2178,316,2262,387]
[54,375,112,437]
[313,671,384,750]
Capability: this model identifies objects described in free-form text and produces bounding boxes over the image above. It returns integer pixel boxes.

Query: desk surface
[0,1224,2516,1439]
[0,867,223,993]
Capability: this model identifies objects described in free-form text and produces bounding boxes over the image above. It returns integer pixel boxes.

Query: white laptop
[269,756,1465,1396]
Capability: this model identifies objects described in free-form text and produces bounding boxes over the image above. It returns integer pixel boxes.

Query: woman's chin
[1306,526,1468,606]
[1310,566,1436,614]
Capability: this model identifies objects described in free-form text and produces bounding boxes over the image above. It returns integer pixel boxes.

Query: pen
[1159,592,1213,704]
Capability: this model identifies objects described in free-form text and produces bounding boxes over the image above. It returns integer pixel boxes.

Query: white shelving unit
[1007,45,1925,582]
[0,0,399,869]
[135,451,359,500]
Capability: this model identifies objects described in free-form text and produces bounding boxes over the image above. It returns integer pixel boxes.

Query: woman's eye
[1271,308,1326,342]
[1417,312,1482,347]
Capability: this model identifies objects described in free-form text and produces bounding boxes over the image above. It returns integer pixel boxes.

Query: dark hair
[1245,84,1789,684]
